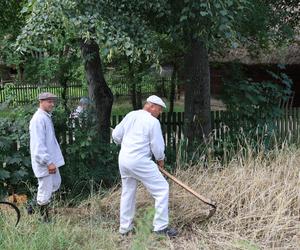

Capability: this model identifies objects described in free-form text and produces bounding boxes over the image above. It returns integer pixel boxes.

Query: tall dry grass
[1,144,299,249]
[98,144,300,249]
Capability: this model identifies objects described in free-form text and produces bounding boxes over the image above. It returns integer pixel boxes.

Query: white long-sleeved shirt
[29,108,65,178]
[112,110,165,163]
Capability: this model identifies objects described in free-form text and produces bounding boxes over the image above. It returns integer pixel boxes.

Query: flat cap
[146,95,166,108]
[38,92,58,100]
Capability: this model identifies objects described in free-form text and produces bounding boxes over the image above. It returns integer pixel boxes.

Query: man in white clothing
[112,95,177,237]
[29,92,65,222]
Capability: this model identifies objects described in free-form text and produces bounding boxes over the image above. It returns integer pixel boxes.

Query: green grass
[0,210,119,250]
[0,97,184,118]
[112,97,184,115]
[0,205,170,250]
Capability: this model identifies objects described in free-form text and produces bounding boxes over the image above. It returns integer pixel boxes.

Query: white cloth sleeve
[112,115,128,145]
[31,120,52,166]
[150,120,165,161]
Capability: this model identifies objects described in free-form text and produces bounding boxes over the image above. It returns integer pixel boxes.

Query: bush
[218,67,293,154]
[51,105,120,199]
[0,103,35,198]
[0,102,120,199]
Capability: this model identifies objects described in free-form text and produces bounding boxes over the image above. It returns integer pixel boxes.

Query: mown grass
[2,143,300,249]
[112,97,184,115]
[0,97,184,118]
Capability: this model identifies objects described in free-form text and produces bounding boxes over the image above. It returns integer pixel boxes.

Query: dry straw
[96,144,300,249]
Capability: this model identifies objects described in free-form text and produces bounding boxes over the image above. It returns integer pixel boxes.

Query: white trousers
[37,168,61,205]
[119,160,169,234]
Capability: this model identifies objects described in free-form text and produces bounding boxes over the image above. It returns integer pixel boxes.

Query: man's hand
[157,160,164,169]
[48,163,57,174]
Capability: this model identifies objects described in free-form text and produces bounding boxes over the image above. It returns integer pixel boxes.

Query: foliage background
[0,97,119,199]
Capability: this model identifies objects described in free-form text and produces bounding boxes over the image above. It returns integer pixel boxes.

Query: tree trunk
[127,60,138,110]
[184,38,211,145]
[80,39,113,143]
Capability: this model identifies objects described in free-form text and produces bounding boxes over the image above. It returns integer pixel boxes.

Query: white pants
[37,169,61,205]
[119,160,169,234]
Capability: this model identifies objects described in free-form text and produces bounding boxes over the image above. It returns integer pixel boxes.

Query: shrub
[0,102,120,199]
[217,67,293,155]
[52,105,120,199]
[0,102,35,198]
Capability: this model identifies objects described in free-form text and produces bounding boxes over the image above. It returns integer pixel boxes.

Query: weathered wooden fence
[111,112,185,150]
[111,109,300,151]
[0,80,171,104]
[210,109,300,144]
[0,83,87,104]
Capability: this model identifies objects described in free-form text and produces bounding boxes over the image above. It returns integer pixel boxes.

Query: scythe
[158,166,217,218]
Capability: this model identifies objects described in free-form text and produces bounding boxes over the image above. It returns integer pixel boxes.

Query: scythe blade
[0,201,21,226]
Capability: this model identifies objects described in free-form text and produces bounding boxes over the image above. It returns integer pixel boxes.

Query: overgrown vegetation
[222,65,293,126]
[0,99,34,198]
[1,143,299,249]
[213,65,294,156]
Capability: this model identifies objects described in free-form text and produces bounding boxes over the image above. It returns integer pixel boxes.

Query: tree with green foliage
[0,0,25,81]
[153,0,298,146]
[16,0,165,142]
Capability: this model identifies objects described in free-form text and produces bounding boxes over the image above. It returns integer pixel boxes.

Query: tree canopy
[1,0,299,144]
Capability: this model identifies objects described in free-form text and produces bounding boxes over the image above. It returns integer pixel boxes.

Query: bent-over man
[29,92,65,222]
[112,95,177,237]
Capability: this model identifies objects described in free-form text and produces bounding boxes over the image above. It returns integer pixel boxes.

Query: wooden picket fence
[0,83,87,104]
[210,109,300,144]
[0,80,170,104]
[111,112,184,149]
[111,108,300,152]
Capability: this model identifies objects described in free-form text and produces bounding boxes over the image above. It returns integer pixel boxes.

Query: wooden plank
[160,112,166,142]
[177,112,182,141]
[111,115,117,128]
[167,112,172,148]
[172,112,177,150]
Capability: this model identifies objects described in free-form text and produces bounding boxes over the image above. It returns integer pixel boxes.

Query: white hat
[79,97,90,105]
[146,95,166,108]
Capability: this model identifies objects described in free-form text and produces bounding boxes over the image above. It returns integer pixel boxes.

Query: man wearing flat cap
[29,92,65,222]
[112,95,178,237]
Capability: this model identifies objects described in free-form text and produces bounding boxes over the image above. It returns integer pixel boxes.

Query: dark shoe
[155,227,178,238]
[27,204,34,215]
[39,205,51,223]
[27,200,37,215]
[120,228,135,237]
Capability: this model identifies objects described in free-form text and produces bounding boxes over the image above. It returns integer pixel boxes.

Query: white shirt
[112,110,165,162]
[29,108,65,178]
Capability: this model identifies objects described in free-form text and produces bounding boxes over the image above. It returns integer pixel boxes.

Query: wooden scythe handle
[159,166,217,210]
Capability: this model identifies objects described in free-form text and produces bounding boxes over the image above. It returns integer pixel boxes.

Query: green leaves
[222,66,293,130]
[0,170,10,181]
[0,103,34,194]
[13,0,165,64]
